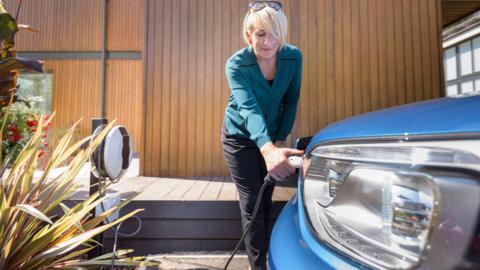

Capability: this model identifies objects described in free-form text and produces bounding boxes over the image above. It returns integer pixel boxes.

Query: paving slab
[143,252,249,270]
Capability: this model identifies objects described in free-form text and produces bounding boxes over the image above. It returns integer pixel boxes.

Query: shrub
[0,117,153,269]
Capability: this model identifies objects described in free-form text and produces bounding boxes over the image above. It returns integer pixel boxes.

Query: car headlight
[302,139,480,270]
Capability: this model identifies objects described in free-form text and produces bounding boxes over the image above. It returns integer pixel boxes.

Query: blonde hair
[242,5,288,45]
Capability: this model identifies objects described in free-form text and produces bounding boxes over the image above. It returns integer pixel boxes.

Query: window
[17,72,53,114]
[473,37,480,72]
[460,41,473,76]
[444,48,457,81]
[444,35,480,96]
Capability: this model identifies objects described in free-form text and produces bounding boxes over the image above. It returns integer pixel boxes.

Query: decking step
[65,176,297,255]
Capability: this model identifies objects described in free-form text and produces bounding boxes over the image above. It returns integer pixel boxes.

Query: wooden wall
[6,0,444,177]
[5,0,145,152]
[143,0,443,177]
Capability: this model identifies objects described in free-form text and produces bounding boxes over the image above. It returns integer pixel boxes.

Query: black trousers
[222,127,275,270]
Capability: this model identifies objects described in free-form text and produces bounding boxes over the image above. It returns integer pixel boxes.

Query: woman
[221,1,303,269]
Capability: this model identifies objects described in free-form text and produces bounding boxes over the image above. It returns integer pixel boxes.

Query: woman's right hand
[260,142,304,181]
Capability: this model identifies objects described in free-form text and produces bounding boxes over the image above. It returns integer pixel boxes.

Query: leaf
[0,11,18,50]
[14,204,53,224]
[33,209,142,261]
[59,203,84,233]
[17,24,38,33]
[0,57,43,79]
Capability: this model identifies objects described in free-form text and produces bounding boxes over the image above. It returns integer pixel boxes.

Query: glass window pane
[446,84,458,96]
[475,79,480,92]
[460,41,473,76]
[474,37,480,72]
[444,47,457,81]
[461,80,474,93]
[17,72,53,114]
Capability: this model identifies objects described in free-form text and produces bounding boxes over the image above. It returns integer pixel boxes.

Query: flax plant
[0,115,151,269]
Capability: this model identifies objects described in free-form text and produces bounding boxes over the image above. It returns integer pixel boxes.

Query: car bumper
[268,193,362,270]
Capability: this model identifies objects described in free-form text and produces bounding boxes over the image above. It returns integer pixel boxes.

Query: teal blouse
[224,44,302,148]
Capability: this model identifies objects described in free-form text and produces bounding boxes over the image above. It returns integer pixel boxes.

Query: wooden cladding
[143,0,443,177]
[4,0,145,152]
[288,0,443,141]
[4,0,145,51]
[6,0,444,177]
[105,60,144,153]
[46,60,101,138]
[143,0,251,177]
[44,60,143,152]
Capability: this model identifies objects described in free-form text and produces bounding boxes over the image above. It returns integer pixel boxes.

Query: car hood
[307,93,480,152]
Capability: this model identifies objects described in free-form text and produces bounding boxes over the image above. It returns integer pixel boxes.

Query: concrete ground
[144,252,249,270]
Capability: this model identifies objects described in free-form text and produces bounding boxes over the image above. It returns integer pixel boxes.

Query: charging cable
[223,155,303,270]
[97,180,143,269]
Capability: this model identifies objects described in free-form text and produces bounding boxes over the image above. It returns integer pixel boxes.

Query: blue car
[269,93,480,270]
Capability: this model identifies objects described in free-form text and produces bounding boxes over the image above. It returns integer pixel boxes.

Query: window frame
[444,33,480,96]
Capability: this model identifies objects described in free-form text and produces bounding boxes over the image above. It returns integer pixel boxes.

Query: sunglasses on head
[248,1,283,12]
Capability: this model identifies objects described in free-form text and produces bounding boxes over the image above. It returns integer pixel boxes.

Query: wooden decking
[71,176,296,202]
[67,173,298,255]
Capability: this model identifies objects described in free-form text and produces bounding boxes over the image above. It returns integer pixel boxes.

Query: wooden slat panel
[46,59,142,152]
[159,0,172,176]
[203,0,214,176]
[343,0,353,118]
[412,0,425,102]
[142,0,443,177]
[403,0,416,104]
[334,0,345,120]
[325,0,337,124]
[105,60,143,153]
[351,0,362,115]
[394,0,407,105]
[46,60,100,138]
[368,0,380,111]
[106,0,144,51]
[421,0,434,101]
[143,0,157,176]
[5,0,144,51]
[359,0,372,113]
[377,0,389,109]
[194,0,207,177]
[307,0,317,135]
[5,0,102,51]
[431,0,443,99]
[385,0,398,108]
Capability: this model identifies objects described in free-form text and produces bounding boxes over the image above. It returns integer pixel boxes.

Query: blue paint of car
[269,94,480,270]
[307,94,480,153]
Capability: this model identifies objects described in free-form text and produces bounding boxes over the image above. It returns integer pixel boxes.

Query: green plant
[0,0,43,107]
[0,116,154,269]
[0,101,47,164]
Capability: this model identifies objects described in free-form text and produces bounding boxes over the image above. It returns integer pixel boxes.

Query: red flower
[9,126,18,132]
[26,119,38,127]
[38,150,45,158]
